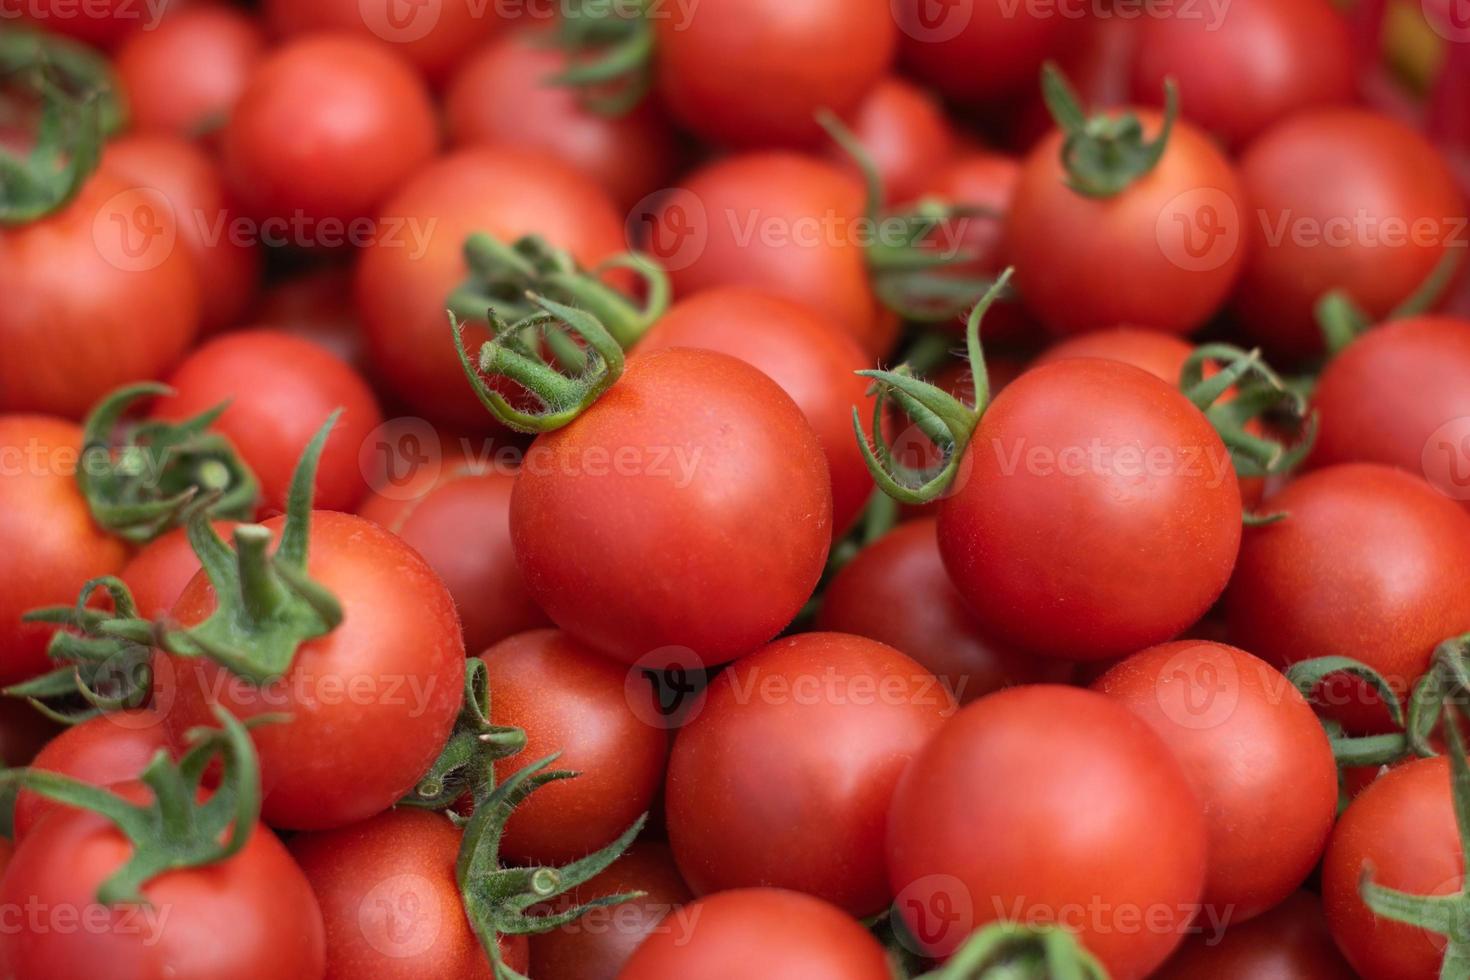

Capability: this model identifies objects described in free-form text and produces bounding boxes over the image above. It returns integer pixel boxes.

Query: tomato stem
[1181,344,1318,480]
[1041,61,1179,199]
[400,659,527,811]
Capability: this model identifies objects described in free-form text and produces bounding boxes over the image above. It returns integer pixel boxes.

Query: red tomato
[643,153,897,358]
[1033,326,1195,384]
[1094,641,1338,923]
[151,329,383,516]
[939,359,1242,661]
[1130,0,1355,147]
[222,34,437,228]
[119,520,234,620]
[1233,109,1466,361]
[616,888,892,980]
[886,685,1208,979]
[0,416,129,684]
[666,632,948,915]
[830,76,954,204]
[356,148,628,429]
[158,511,466,830]
[1323,755,1462,979]
[1007,110,1247,336]
[652,0,894,148]
[528,842,693,980]
[890,0,1082,103]
[1226,464,1470,732]
[251,266,367,372]
[0,782,326,980]
[1152,891,1357,979]
[477,629,666,865]
[1,0,149,48]
[290,808,528,979]
[638,287,874,535]
[818,519,1073,703]
[445,31,678,211]
[512,348,831,668]
[114,6,267,137]
[100,134,261,333]
[0,172,201,419]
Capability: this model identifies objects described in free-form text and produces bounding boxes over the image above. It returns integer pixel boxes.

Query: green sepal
[0,27,124,134]
[1041,61,1179,199]
[546,0,654,116]
[915,922,1109,979]
[1180,344,1318,481]
[0,44,105,224]
[399,658,527,810]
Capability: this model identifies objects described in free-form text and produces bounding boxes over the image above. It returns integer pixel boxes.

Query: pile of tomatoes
[2,1,1470,978]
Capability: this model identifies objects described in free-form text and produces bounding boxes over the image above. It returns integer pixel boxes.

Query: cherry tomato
[939,359,1242,661]
[1233,109,1466,361]
[616,888,892,980]
[1152,891,1356,979]
[1093,641,1338,923]
[222,34,437,228]
[119,520,233,621]
[638,287,874,535]
[1226,463,1470,732]
[512,348,832,668]
[290,808,529,979]
[886,685,1208,979]
[830,76,954,205]
[0,416,129,684]
[251,266,367,372]
[890,0,1082,103]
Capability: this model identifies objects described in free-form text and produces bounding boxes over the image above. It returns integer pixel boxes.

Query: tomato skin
[290,808,528,980]
[638,287,874,536]
[477,629,667,865]
[1322,755,1461,980]
[0,172,201,419]
[114,6,267,138]
[891,0,1082,103]
[119,521,233,620]
[1093,641,1338,923]
[0,417,130,685]
[1007,111,1247,337]
[830,77,954,205]
[1233,109,1466,361]
[0,783,326,980]
[528,842,693,980]
[1226,464,1470,733]
[100,135,261,333]
[818,520,1073,703]
[222,34,437,228]
[888,685,1206,977]
[251,267,367,372]
[356,148,628,429]
[158,511,466,830]
[512,348,832,668]
[1152,891,1356,980]
[939,359,1242,661]
[445,32,678,211]
[652,0,894,149]
[151,329,383,516]
[644,153,898,358]
[616,887,892,980]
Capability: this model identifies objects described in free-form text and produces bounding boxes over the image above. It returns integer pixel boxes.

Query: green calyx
[1179,343,1318,482]
[0,28,125,134]
[78,383,260,545]
[914,922,1107,979]
[1041,61,1178,200]
[0,706,263,905]
[1317,249,1465,356]
[854,270,1014,506]
[400,659,527,810]
[547,0,654,116]
[452,293,626,433]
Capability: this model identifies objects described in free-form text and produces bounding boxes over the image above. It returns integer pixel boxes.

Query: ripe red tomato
[151,329,383,516]
[1130,0,1355,147]
[818,519,1073,703]
[890,0,1082,103]
[1007,110,1247,336]
[251,267,367,372]
[1233,109,1466,361]
[666,632,948,915]
[100,134,261,333]
[0,416,129,684]
[1226,464,1470,732]
[158,511,466,830]
[511,348,832,668]
[527,842,694,980]
[0,171,201,419]
[830,76,954,205]
[652,0,894,148]
[616,888,892,980]
[638,287,874,535]
[445,31,678,211]
[1093,641,1338,923]
[1322,755,1461,979]
[1152,891,1357,980]
[642,153,898,358]
[113,5,267,138]
[222,34,437,227]
[356,148,628,429]
[476,628,666,866]
[887,685,1208,979]
[939,359,1242,661]
[290,808,529,979]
